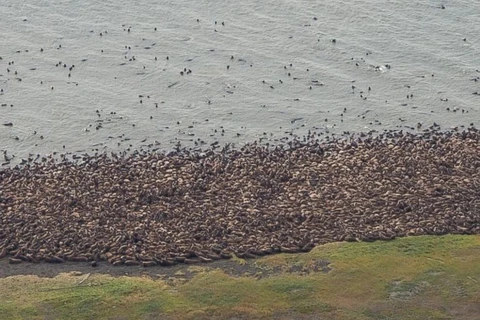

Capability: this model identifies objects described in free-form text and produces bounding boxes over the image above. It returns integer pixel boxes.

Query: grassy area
[1,235,479,319]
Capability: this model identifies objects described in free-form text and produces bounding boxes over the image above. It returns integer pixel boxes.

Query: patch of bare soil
[0,255,332,280]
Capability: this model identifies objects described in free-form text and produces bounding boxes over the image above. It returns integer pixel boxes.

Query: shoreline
[2,124,475,168]
[1,128,479,268]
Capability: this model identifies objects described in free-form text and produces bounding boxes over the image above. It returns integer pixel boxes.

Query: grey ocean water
[1,0,479,163]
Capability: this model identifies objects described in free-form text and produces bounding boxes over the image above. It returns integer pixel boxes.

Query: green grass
[0,235,478,319]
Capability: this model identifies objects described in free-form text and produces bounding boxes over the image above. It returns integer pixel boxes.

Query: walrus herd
[1,128,479,266]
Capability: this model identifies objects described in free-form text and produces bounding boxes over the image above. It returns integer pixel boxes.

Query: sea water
[1,0,479,164]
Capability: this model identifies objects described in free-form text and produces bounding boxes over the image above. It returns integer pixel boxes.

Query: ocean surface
[1,0,479,164]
